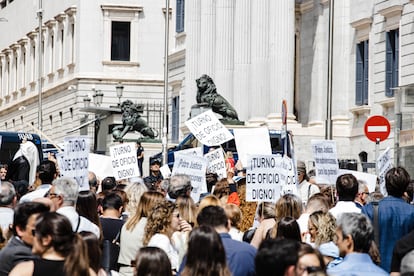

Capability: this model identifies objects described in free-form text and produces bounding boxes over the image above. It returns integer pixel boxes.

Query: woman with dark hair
[10,212,95,276]
[143,201,181,271]
[76,190,102,235]
[181,225,231,276]
[79,231,105,275]
[134,247,172,276]
[276,216,302,242]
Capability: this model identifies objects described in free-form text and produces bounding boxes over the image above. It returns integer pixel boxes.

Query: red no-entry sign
[364,115,391,142]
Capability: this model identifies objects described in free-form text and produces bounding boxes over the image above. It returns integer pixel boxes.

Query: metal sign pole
[375,138,380,176]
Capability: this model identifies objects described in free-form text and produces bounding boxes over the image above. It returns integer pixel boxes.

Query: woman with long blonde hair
[118,191,165,276]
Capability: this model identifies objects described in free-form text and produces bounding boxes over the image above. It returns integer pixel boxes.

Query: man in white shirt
[329,174,361,219]
[48,177,100,238]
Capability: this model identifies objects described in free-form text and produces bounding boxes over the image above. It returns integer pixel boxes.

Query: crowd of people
[1,151,414,276]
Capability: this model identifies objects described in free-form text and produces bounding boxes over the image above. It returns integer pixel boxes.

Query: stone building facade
[1,0,414,174]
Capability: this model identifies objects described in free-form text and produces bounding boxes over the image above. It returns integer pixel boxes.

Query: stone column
[233,0,251,121]
[0,54,5,98]
[308,4,328,126]
[249,0,270,124]
[199,0,216,76]
[184,0,201,118]
[215,0,234,102]
[266,1,295,126]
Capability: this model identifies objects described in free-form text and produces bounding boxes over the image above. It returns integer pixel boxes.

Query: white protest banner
[281,155,298,195]
[204,148,227,179]
[377,147,392,196]
[311,140,339,185]
[338,169,377,193]
[234,128,272,167]
[110,142,139,181]
[185,110,233,146]
[57,136,90,191]
[174,147,203,157]
[246,154,285,202]
[172,153,208,202]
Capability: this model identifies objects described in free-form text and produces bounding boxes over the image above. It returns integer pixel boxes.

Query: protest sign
[204,148,227,179]
[281,155,298,195]
[338,169,377,193]
[57,136,89,191]
[311,140,339,185]
[172,153,208,202]
[110,142,139,181]
[377,147,392,196]
[233,128,272,167]
[246,154,286,202]
[185,110,233,146]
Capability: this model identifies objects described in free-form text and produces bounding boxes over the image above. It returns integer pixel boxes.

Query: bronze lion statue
[112,100,157,140]
[196,74,239,121]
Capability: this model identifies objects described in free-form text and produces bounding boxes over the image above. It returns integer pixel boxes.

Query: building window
[385,29,399,97]
[171,96,180,142]
[176,0,185,33]
[355,40,369,105]
[111,21,131,61]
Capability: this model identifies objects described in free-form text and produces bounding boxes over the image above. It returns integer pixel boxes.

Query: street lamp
[93,90,103,107]
[116,83,124,106]
[83,96,91,108]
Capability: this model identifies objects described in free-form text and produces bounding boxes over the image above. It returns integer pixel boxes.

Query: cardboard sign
[172,153,208,202]
[57,136,90,191]
[234,128,272,167]
[311,140,339,185]
[185,110,233,146]
[204,148,227,179]
[377,147,392,196]
[110,142,140,181]
[246,154,286,202]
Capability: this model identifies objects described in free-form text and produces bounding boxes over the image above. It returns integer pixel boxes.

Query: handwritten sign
[311,140,339,185]
[185,110,233,146]
[172,153,208,202]
[110,142,139,181]
[57,136,90,191]
[204,148,227,179]
[246,154,287,202]
[377,147,392,196]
